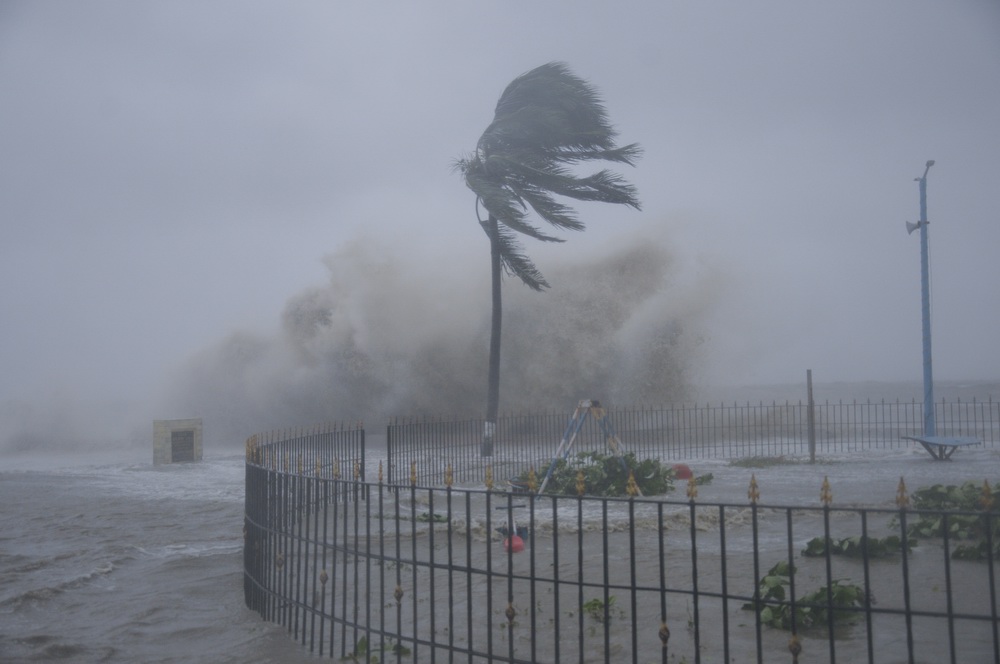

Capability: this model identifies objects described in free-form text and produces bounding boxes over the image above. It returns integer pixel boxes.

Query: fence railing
[387,398,1000,486]
[244,451,1000,662]
[243,424,366,623]
[243,403,1000,663]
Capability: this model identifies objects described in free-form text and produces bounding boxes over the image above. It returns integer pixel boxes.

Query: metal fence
[243,424,366,623]
[243,403,1000,663]
[244,452,1000,662]
[387,398,1000,486]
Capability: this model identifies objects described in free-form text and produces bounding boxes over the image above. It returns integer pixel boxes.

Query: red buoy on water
[504,535,525,553]
[673,463,693,480]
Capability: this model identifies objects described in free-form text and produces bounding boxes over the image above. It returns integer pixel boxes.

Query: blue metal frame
[905,160,982,458]
[538,399,632,494]
[916,160,936,437]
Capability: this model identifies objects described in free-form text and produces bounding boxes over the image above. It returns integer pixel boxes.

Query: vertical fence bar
[339,472,351,658]
[551,491,564,663]
[718,504,730,663]
[408,474,419,661]
[309,473,318,652]
[942,513,957,664]
[628,496,638,664]
[808,370,816,462]
[860,510,875,663]
[319,478,329,657]
[986,507,999,664]
[445,480,455,660]
[786,508,800,663]
[363,467,374,662]
[485,480,494,661]
[528,492,539,664]
[688,491,701,664]
[658,502,669,664]
[392,470,403,662]
[899,488,916,662]
[822,484,836,663]
[576,489,585,663]
[505,491,516,664]
[601,498,611,663]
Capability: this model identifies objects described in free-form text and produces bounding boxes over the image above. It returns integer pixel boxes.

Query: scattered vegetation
[517,451,678,497]
[729,456,797,469]
[341,636,411,663]
[582,596,617,622]
[802,535,912,559]
[729,455,836,468]
[898,480,1000,560]
[743,561,867,630]
[414,511,448,523]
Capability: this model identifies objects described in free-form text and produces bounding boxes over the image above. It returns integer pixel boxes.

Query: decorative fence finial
[980,480,994,511]
[896,476,910,509]
[659,622,671,649]
[485,465,494,491]
[410,461,417,486]
[627,470,641,497]
[527,467,538,493]
[576,469,586,496]
[378,461,383,484]
[820,476,832,506]
[445,464,454,488]
[748,473,760,504]
[686,475,698,501]
[789,633,802,662]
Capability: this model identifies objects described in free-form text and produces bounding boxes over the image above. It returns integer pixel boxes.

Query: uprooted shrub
[517,451,678,497]
[743,561,868,631]
[802,534,913,559]
[895,480,1000,560]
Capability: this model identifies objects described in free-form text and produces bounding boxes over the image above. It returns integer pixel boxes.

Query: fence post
[807,369,817,463]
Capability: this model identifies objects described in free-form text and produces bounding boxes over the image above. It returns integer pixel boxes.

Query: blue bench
[902,435,981,460]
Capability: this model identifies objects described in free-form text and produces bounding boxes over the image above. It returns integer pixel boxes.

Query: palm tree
[456,61,641,456]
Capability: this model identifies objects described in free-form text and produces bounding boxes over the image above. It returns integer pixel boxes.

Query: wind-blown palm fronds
[458,61,641,290]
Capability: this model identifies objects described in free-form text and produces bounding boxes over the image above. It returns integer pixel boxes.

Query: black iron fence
[387,398,1000,486]
[243,424,366,624]
[243,401,1000,663]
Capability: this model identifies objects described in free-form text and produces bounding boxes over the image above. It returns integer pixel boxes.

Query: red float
[504,535,525,553]
[673,463,693,480]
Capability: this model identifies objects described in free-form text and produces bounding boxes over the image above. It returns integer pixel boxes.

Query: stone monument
[153,418,203,465]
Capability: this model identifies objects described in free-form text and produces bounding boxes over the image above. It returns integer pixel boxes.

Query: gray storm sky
[2,1,999,415]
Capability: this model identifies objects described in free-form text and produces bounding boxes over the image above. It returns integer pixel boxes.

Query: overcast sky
[2,2,999,443]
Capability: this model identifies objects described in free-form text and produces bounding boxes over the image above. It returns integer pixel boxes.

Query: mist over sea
[1,380,997,662]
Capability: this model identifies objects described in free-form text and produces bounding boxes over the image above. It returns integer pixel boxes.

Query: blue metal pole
[916,161,935,436]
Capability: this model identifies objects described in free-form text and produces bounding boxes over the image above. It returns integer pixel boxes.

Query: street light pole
[901,164,980,458]
[909,160,936,436]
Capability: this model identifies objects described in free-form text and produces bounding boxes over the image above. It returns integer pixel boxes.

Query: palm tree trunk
[482,214,501,456]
